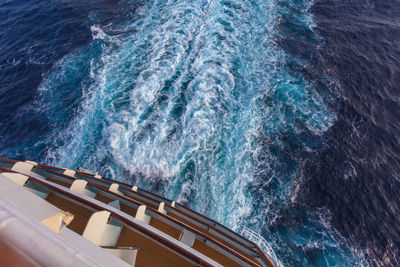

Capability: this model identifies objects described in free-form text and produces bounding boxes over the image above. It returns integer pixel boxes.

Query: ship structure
[0,157,276,266]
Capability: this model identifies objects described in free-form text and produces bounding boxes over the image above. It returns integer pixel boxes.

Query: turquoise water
[0,0,367,265]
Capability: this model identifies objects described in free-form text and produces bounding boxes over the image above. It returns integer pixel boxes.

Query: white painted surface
[0,173,221,267]
[104,248,138,266]
[158,202,167,215]
[11,161,44,179]
[135,205,151,224]
[70,179,96,198]
[109,183,123,195]
[0,199,128,267]
[0,174,58,221]
[1,172,29,186]
[63,169,76,177]
[82,211,122,247]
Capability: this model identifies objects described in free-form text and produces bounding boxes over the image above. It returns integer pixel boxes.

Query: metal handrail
[238,224,281,267]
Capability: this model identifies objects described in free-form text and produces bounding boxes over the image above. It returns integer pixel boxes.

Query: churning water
[2,0,400,265]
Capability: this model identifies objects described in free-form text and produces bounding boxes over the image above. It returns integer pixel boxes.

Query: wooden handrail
[0,157,18,164]
[82,172,265,254]
[103,177,261,250]
[90,184,143,207]
[37,163,65,171]
[24,166,265,265]
[27,176,214,267]
[88,183,262,266]
[114,188,269,263]
[106,178,173,203]
[37,162,268,253]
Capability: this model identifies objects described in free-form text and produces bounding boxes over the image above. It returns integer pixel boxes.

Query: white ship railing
[238,224,282,267]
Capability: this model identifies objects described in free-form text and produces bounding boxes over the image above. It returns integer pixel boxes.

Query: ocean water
[1,0,399,266]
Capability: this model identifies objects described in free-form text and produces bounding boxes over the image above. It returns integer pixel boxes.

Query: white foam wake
[38,0,339,265]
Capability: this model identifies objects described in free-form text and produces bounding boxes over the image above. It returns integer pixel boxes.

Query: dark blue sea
[1,0,399,265]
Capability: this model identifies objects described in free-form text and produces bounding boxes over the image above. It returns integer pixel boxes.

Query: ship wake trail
[26,0,361,265]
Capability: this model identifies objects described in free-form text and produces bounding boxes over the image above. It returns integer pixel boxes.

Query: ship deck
[0,157,275,267]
